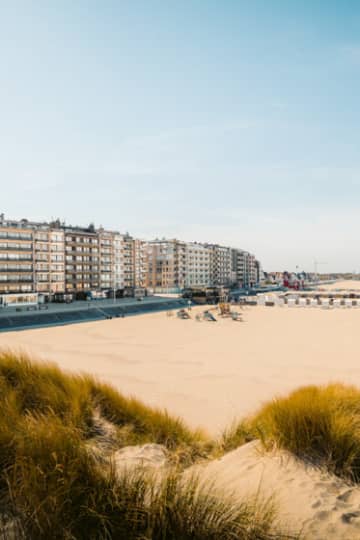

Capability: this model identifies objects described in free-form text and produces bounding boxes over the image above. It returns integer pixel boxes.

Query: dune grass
[0,350,299,539]
[0,350,206,457]
[223,383,360,482]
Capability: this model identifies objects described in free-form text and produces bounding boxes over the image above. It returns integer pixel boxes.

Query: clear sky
[1,1,359,272]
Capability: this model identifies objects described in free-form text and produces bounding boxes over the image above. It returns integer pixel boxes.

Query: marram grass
[224,383,360,482]
[0,350,299,539]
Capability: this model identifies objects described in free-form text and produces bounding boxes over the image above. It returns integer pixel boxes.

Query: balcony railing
[0,233,32,240]
[0,245,32,251]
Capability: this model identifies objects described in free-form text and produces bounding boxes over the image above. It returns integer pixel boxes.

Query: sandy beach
[1,280,360,434]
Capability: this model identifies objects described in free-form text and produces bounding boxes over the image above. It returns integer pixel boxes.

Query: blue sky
[1,1,359,272]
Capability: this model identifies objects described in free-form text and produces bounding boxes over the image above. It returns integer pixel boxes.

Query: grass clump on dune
[224,383,360,482]
[0,350,299,539]
[0,350,206,457]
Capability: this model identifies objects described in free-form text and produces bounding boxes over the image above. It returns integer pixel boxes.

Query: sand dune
[196,441,360,539]
[2,281,360,538]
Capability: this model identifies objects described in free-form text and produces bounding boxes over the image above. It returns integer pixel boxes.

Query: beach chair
[287,298,296,308]
[177,309,191,319]
[345,298,353,308]
[321,298,330,309]
[333,298,341,308]
[299,298,307,308]
[310,298,318,308]
[203,310,217,322]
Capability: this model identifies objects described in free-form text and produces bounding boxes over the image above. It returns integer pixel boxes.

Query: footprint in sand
[341,511,360,525]
[311,499,322,509]
[314,510,332,520]
[284,477,295,484]
[337,489,357,504]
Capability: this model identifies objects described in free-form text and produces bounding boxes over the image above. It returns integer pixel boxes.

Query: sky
[1,1,360,272]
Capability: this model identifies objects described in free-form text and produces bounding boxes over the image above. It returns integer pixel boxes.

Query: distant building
[0,214,263,299]
[205,244,233,287]
[231,249,257,288]
[146,239,187,293]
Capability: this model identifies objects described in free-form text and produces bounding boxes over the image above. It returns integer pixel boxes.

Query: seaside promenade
[0,295,187,332]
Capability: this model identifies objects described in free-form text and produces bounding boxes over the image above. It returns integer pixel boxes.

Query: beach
[1,281,360,434]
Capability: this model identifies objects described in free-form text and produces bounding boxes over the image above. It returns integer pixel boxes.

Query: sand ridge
[196,441,360,539]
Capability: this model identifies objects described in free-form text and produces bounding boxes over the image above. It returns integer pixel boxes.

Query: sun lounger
[177,309,191,319]
[203,310,217,322]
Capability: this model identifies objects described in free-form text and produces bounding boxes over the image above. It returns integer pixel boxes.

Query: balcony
[0,255,32,262]
[0,233,32,241]
[0,277,33,283]
[0,244,32,251]
[0,266,33,272]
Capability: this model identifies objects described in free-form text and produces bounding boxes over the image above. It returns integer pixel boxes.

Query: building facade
[231,249,258,288]
[0,214,262,299]
[146,240,187,293]
[0,216,34,295]
[34,225,65,295]
[184,243,211,288]
[206,244,232,287]
[64,227,100,294]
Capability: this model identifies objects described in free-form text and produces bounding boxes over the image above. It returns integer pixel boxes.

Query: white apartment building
[184,243,211,288]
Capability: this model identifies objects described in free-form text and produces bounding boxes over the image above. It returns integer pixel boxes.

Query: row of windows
[0,275,33,282]
[0,265,32,271]
[65,265,99,271]
[65,256,99,262]
[0,232,32,240]
[65,247,99,253]
[0,253,32,261]
[66,236,98,244]
[0,242,32,250]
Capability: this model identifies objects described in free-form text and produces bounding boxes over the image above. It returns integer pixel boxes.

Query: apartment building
[64,226,100,293]
[34,225,65,295]
[205,244,232,287]
[231,249,258,288]
[0,216,34,295]
[146,239,187,292]
[112,234,148,291]
[133,239,147,289]
[98,229,113,291]
[0,214,263,300]
[185,243,211,288]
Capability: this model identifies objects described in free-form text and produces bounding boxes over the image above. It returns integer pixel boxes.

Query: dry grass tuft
[224,383,360,482]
